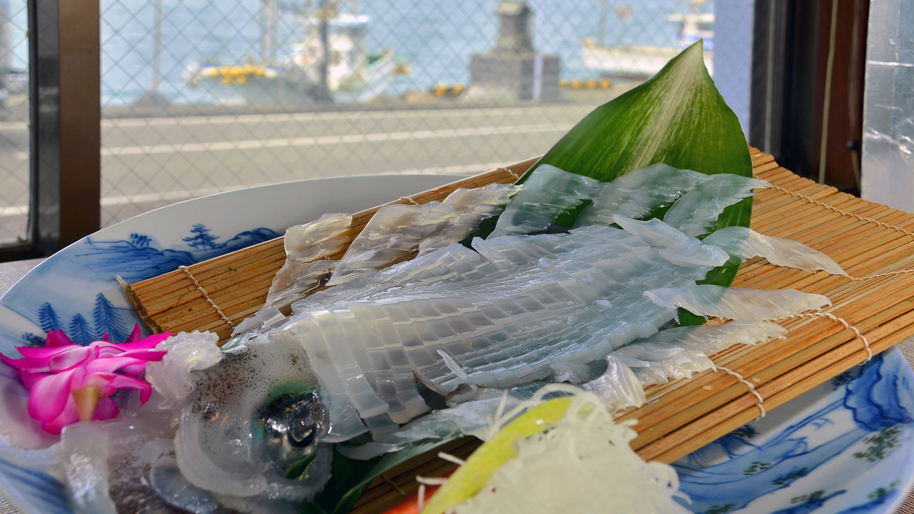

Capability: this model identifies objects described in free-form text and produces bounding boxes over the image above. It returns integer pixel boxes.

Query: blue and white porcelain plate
[0,175,912,514]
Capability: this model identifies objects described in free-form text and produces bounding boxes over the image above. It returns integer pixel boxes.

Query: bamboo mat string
[769,184,914,239]
[399,196,421,206]
[850,269,914,282]
[380,474,408,495]
[178,265,236,329]
[716,365,766,418]
[776,311,872,360]
[498,166,521,181]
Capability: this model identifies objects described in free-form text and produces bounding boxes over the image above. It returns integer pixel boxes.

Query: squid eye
[255,390,327,467]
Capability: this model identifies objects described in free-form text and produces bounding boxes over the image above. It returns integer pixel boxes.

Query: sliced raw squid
[236,224,710,444]
[327,202,460,286]
[329,184,517,286]
[418,184,520,256]
[234,226,825,445]
[663,174,770,237]
[583,321,785,402]
[613,344,715,386]
[343,320,788,458]
[612,215,729,269]
[489,164,603,237]
[702,226,846,275]
[580,355,646,414]
[264,213,351,309]
[629,320,787,356]
[574,163,709,225]
[645,285,831,321]
[613,321,785,386]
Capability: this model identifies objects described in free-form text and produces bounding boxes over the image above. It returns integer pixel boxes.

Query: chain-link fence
[0,0,29,243]
[0,0,755,241]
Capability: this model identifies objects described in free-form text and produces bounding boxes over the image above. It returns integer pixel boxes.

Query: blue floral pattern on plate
[0,175,912,513]
[18,224,280,346]
[676,351,914,513]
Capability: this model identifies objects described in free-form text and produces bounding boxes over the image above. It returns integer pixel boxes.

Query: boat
[580,11,714,80]
[185,5,408,105]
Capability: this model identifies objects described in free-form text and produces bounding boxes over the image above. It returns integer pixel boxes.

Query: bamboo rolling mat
[127,150,914,513]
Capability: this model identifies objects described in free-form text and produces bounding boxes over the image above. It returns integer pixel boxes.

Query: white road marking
[0,205,27,216]
[380,161,511,175]
[102,123,572,157]
[0,105,588,132]
[103,105,585,128]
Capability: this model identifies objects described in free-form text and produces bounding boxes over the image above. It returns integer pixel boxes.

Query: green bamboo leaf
[305,434,467,514]
[528,40,751,183]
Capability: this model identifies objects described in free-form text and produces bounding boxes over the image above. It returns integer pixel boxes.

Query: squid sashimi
[46,163,845,512]
[583,320,787,407]
[574,162,709,226]
[663,174,770,237]
[329,184,518,285]
[154,165,835,508]
[489,164,603,237]
[703,225,847,275]
[263,213,351,310]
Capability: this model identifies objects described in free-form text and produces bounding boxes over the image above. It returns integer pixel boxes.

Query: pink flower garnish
[0,324,171,434]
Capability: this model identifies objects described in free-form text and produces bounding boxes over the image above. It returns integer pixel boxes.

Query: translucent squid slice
[663,174,770,238]
[264,213,351,309]
[264,260,337,310]
[702,226,847,275]
[284,213,352,262]
[297,243,492,311]
[472,232,566,270]
[574,163,709,226]
[418,183,520,256]
[612,215,690,247]
[634,320,787,356]
[580,354,646,415]
[489,164,604,237]
[644,285,831,320]
[613,344,714,386]
[613,215,729,268]
[329,202,461,286]
[329,184,518,286]
[610,321,784,387]
[61,423,117,514]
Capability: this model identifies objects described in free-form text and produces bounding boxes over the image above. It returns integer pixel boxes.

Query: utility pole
[315,0,334,104]
[153,0,162,92]
[261,0,277,63]
[596,0,608,46]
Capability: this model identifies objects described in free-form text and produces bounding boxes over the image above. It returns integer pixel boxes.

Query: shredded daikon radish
[452,388,690,514]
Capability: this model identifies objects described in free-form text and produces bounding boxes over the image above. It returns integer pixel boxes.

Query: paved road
[0,102,604,239]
